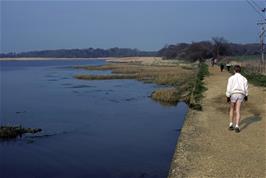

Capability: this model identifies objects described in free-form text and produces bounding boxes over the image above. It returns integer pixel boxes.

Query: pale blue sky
[0,1,264,53]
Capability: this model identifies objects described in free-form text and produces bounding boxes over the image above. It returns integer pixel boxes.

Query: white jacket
[226,73,248,97]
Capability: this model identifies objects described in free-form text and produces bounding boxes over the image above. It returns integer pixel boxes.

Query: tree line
[0,47,157,58]
[0,38,260,61]
[158,37,260,62]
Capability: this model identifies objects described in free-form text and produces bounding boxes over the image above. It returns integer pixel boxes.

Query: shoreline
[0,57,108,61]
[0,56,160,62]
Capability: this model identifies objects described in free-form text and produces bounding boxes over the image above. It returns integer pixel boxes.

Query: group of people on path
[211,57,232,72]
[219,62,232,72]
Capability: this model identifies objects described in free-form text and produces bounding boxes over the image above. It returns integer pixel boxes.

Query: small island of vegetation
[0,125,42,139]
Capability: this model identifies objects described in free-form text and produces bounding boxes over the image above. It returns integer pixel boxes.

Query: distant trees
[158,40,214,62]
[211,37,229,58]
[158,37,260,62]
[0,48,157,58]
[1,38,261,60]
[185,41,213,62]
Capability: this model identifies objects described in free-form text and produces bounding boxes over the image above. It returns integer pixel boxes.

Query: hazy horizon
[1,1,263,53]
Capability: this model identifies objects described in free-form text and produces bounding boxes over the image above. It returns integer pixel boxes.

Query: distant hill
[0,47,157,58]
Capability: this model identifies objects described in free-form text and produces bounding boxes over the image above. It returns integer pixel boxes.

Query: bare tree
[212,37,230,58]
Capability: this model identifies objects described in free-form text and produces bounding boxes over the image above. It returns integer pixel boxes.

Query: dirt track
[168,66,266,178]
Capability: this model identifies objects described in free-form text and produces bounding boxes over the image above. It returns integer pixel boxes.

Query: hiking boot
[228,125,234,131]
[235,127,240,133]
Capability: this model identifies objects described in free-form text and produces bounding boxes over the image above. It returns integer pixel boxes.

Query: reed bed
[75,63,196,106]
[75,63,194,86]
[151,88,179,105]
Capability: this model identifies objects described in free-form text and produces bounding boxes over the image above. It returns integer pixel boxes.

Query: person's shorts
[230,93,245,103]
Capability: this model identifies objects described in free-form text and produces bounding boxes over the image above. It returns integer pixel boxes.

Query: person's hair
[234,65,241,73]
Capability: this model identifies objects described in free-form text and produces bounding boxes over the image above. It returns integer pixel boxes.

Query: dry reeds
[151,88,179,104]
[241,59,266,74]
[74,63,196,106]
[75,63,194,86]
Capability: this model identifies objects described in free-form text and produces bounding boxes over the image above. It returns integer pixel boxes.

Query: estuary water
[0,59,188,178]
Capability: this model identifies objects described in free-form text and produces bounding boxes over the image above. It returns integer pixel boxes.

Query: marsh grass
[75,63,199,106]
[0,125,42,139]
[75,74,137,80]
[151,88,179,104]
[75,63,193,85]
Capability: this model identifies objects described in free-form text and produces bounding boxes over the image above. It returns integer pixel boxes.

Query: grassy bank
[74,62,208,109]
[0,126,42,139]
[186,63,209,110]
[241,68,266,87]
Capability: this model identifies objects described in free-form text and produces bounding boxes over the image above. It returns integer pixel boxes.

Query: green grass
[241,69,266,87]
[0,125,42,139]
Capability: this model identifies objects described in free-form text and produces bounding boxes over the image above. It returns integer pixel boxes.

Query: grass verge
[241,69,266,87]
[187,63,209,110]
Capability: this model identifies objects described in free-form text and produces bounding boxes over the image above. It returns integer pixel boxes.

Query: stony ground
[168,66,266,178]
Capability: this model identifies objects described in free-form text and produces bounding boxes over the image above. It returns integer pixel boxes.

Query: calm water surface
[0,59,188,178]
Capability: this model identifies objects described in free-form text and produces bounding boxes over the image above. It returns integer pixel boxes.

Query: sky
[0,0,264,53]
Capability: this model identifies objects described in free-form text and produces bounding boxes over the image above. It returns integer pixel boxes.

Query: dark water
[0,59,188,178]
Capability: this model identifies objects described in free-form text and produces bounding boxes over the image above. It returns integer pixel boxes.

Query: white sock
[235,124,239,128]
[229,122,233,127]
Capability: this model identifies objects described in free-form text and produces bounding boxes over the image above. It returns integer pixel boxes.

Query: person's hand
[227,97,230,103]
[244,96,248,102]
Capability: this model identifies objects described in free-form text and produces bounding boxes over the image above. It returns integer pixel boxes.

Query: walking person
[211,57,215,67]
[226,65,248,133]
[226,61,231,72]
[220,63,225,72]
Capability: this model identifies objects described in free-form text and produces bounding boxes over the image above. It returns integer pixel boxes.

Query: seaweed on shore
[0,125,42,139]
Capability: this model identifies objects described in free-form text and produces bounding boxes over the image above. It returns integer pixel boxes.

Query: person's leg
[235,100,242,127]
[229,102,235,129]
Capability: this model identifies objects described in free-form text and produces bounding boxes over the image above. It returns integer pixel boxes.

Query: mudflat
[169,66,266,178]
